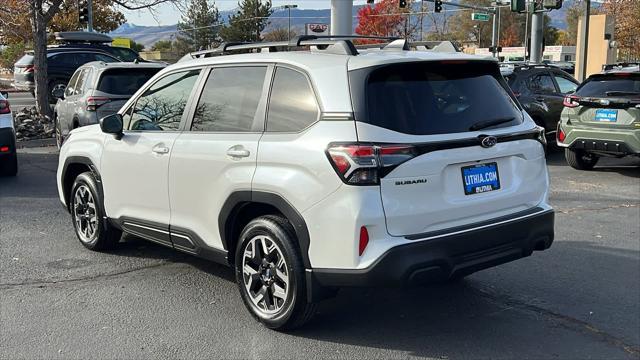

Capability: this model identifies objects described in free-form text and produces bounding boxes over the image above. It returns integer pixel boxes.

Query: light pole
[283,4,298,41]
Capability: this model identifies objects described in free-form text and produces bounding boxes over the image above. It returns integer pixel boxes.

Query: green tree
[219,0,272,42]
[130,40,145,52]
[0,42,27,70]
[177,0,221,51]
[151,40,173,51]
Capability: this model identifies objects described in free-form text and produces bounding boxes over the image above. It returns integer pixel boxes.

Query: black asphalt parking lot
[1,148,639,359]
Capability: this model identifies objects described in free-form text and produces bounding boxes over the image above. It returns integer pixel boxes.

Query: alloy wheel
[242,235,290,315]
[73,185,98,243]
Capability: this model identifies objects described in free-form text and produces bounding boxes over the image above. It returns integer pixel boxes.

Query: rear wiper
[469,117,516,131]
[605,91,640,97]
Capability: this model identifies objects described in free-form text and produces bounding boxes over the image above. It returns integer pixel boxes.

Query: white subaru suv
[57,37,554,330]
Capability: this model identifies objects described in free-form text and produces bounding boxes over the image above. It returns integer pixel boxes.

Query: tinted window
[128,70,200,131]
[49,53,76,67]
[554,74,578,94]
[191,67,267,132]
[97,68,161,95]
[354,62,522,135]
[576,74,640,97]
[106,47,140,62]
[528,73,556,93]
[267,67,319,132]
[92,53,119,63]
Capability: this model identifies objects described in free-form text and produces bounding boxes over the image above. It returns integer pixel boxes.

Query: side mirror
[0,91,8,99]
[100,113,124,140]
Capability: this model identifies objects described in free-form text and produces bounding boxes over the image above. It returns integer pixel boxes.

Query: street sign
[472,13,491,21]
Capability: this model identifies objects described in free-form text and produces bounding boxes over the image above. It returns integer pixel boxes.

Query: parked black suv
[13,32,140,102]
[502,64,579,134]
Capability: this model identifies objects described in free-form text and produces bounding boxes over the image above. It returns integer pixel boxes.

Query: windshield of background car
[576,74,640,97]
[107,47,140,62]
[97,68,162,95]
[350,61,523,135]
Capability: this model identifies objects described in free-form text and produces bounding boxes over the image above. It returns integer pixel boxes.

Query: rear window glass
[97,68,161,95]
[107,47,140,62]
[353,62,523,135]
[576,74,640,97]
[16,54,34,65]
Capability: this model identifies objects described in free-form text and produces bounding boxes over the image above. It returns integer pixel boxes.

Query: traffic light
[78,0,89,24]
[543,0,563,10]
[399,0,407,8]
[367,0,374,3]
[511,0,525,12]
[434,0,443,13]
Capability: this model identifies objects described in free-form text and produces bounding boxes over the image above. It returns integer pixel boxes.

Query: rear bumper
[13,80,34,92]
[0,127,16,156]
[311,208,554,288]
[558,126,640,154]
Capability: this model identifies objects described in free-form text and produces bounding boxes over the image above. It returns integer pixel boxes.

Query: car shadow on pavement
[285,241,640,359]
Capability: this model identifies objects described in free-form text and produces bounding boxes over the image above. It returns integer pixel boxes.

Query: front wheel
[565,148,599,170]
[70,172,121,250]
[235,215,317,330]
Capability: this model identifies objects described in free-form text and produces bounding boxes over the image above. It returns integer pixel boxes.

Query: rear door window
[576,74,640,97]
[191,66,267,132]
[64,69,82,97]
[73,69,90,95]
[267,67,319,132]
[553,73,578,94]
[528,72,557,93]
[97,68,161,95]
[351,61,522,135]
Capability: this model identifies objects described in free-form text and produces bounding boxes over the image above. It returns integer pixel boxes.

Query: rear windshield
[97,68,160,95]
[351,62,523,135]
[576,74,640,97]
[16,54,34,65]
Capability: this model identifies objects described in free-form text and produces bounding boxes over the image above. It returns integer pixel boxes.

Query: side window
[267,67,319,132]
[528,73,556,94]
[191,66,267,132]
[554,74,578,94]
[73,69,89,95]
[64,70,82,97]
[93,53,119,63]
[127,69,200,131]
[50,54,75,67]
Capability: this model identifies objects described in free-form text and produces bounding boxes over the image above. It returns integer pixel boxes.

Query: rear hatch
[13,54,34,84]
[92,67,161,119]
[348,60,547,237]
[565,72,640,129]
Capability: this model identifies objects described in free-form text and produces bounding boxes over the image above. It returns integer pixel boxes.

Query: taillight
[359,226,369,256]
[0,99,10,114]
[563,95,580,108]
[0,146,9,152]
[24,65,34,73]
[557,125,566,143]
[326,143,417,185]
[86,96,110,111]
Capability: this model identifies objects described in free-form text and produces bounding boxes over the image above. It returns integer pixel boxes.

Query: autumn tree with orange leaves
[355,0,418,41]
[600,0,640,61]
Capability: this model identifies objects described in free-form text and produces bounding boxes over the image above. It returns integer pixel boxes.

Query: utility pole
[284,5,297,41]
[530,10,543,63]
[491,7,498,57]
[579,0,591,81]
[87,0,93,32]
[331,0,353,36]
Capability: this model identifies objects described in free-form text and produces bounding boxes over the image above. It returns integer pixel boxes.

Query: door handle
[227,146,250,158]
[152,144,170,154]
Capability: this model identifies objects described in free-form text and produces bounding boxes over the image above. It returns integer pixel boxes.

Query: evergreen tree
[177,0,221,51]
[219,0,273,42]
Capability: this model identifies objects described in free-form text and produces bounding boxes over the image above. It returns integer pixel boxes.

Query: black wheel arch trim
[219,190,312,269]
[61,156,103,212]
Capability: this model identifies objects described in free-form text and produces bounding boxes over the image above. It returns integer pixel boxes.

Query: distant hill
[112,1,581,48]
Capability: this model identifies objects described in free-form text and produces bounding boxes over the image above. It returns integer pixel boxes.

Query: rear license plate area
[461,162,500,195]
[595,109,618,122]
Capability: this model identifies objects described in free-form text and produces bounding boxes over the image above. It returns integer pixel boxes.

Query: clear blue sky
[123,0,370,26]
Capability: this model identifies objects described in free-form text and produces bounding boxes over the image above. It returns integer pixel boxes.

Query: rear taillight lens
[0,99,10,114]
[24,65,34,73]
[557,124,566,143]
[563,94,580,108]
[359,226,369,256]
[0,146,9,152]
[86,96,110,111]
[327,143,417,185]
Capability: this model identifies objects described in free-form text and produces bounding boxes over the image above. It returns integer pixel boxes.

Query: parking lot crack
[556,203,638,214]
[473,286,640,356]
[0,262,170,290]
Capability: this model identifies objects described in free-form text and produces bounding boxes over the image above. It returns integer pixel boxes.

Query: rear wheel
[48,80,66,104]
[565,148,599,170]
[235,215,317,330]
[70,172,121,250]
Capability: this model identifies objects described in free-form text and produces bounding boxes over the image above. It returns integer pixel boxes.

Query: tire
[70,172,121,250]
[48,80,66,104]
[235,215,317,330]
[1,152,18,176]
[565,148,599,170]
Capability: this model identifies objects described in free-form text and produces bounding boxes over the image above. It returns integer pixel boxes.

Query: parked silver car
[54,61,165,147]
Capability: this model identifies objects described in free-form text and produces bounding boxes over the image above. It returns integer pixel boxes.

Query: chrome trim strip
[123,221,170,234]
